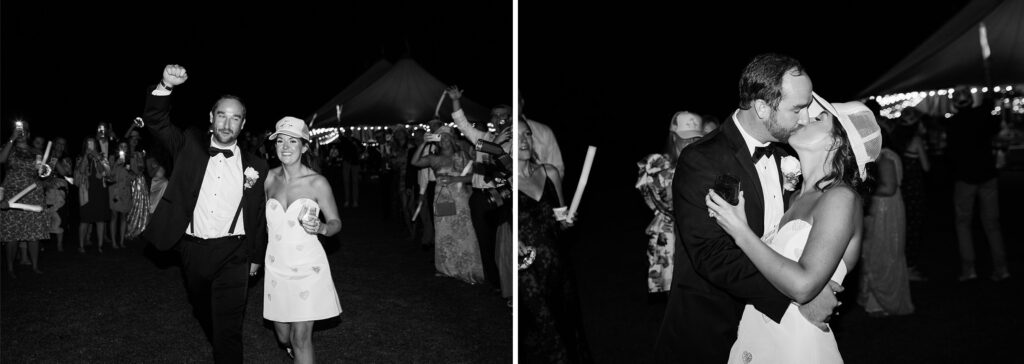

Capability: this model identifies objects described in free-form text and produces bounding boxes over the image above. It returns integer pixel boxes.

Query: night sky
[519,0,973,193]
[1,1,511,144]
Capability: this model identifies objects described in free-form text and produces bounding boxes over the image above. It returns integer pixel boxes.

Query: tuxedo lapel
[723,120,765,214]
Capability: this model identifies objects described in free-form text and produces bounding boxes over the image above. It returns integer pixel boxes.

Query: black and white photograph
[518,0,1022,363]
[2,2,511,363]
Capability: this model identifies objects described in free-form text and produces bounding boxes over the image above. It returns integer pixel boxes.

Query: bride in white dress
[706,94,882,363]
[263,117,343,363]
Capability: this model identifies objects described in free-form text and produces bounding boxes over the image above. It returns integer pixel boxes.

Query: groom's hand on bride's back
[798,280,844,332]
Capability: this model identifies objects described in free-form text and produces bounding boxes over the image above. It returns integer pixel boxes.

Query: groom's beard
[767,109,799,143]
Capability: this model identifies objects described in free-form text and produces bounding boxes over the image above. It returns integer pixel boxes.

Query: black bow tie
[209,147,234,158]
[752,144,776,161]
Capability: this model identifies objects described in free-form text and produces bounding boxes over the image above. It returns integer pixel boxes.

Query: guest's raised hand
[162,64,188,87]
[495,126,512,145]
[445,86,463,100]
[706,190,749,237]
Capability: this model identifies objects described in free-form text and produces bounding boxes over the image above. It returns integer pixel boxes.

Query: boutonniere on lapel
[244,167,259,189]
[780,156,802,191]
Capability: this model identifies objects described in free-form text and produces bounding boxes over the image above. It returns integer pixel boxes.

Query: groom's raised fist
[162,64,188,87]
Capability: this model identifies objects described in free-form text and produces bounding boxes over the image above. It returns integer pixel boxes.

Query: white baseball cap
[671,111,703,139]
[268,116,310,141]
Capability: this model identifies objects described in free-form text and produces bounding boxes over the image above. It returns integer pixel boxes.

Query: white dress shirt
[187,138,245,238]
[733,112,784,239]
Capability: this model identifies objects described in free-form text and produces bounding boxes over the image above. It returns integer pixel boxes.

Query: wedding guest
[945,86,1010,282]
[48,137,74,252]
[338,130,363,207]
[123,145,150,240]
[891,108,930,281]
[637,111,704,293]
[411,126,484,284]
[1,120,49,276]
[75,137,112,253]
[146,156,168,214]
[518,118,582,362]
[701,114,721,135]
[108,142,133,249]
[858,131,914,317]
[447,86,513,295]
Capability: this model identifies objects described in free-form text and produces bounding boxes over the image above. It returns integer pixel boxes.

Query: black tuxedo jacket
[656,115,793,363]
[141,87,269,264]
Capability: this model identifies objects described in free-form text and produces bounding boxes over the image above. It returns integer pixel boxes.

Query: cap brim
[267,131,309,141]
[677,130,703,139]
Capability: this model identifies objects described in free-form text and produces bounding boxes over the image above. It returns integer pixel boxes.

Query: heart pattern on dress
[291,267,298,273]
[270,202,277,210]
[271,280,277,287]
[299,290,309,300]
[312,266,320,274]
[275,234,282,241]
[269,255,275,263]
[296,245,304,251]
[267,294,272,302]
[288,220,296,228]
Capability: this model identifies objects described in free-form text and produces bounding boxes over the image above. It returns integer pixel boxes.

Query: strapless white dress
[727,220,847,364]
[263,198,342,322]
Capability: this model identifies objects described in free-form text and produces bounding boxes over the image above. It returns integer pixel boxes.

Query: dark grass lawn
[2,192,512,363]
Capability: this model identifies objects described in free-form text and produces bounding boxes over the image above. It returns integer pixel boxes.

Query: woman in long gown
[858,141,915,317]
[518,119,578,363]
[706,95,881,363]
[262,118,343,363]
[410,126,484,284]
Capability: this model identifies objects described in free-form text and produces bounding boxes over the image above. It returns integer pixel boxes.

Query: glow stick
[567,146,596,221]
[42,141,52,165]
[434,91,447,117]
[412,201,422,221]
[7,183,37,204]
[8,203,43,212]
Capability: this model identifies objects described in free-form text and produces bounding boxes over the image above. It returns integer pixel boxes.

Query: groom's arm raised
[674,149,790,321]
[143,64,189,152]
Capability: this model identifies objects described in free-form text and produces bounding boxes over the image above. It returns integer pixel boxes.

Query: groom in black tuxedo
[654,54,842,363]
[142,64,269,364]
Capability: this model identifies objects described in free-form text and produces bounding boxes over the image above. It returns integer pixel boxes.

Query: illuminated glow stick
[434,91,447,117]
[567,146,596,221]
[7,183,37,204]
[9,203,43,212]
[42,141,52,165]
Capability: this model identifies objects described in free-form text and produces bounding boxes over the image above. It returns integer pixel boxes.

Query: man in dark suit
[654,54,842,363]
[142,64,269,364]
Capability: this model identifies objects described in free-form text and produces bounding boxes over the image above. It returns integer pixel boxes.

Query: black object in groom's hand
[712,174,741,206]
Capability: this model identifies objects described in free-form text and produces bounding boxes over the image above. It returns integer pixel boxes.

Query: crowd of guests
[0,89,521,309]
[1,121,169,277]
[636,84,1016,322]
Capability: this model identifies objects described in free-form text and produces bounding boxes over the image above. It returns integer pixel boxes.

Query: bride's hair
[816,116,869,195]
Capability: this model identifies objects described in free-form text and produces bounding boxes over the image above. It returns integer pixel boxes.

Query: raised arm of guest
[143,64,189,151]
[410,139,435,168]
[0,131,17,164]
[445,86,490,144]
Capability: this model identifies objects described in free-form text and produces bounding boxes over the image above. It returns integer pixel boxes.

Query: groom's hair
[737,53,806,110]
